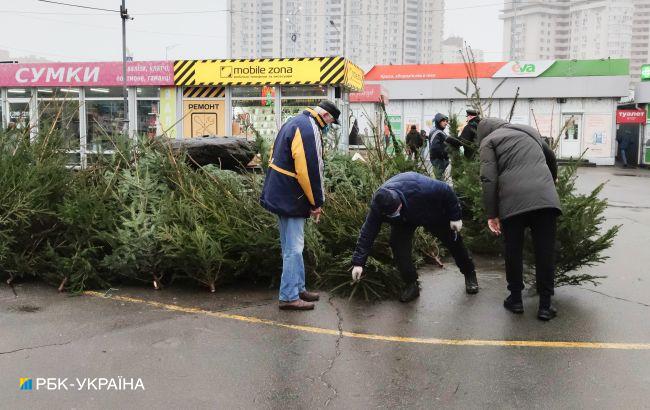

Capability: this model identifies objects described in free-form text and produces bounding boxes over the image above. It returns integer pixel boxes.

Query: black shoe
[399,281,420,303]
[537,306,557,321]
[464,271,479,294]
[503,295,524,314]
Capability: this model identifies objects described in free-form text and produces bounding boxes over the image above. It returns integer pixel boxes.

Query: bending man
[351,172,479,302]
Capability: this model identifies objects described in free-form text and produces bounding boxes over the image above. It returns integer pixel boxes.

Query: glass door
[560,114,582,158]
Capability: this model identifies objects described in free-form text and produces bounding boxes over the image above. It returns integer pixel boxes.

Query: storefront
[634,68,650,167]
[356,59,630,165]
[0,57,363,166]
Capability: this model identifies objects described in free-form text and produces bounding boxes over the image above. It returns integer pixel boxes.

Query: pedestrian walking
[260,100,340,310]
[616,131,634,168]
[478,118,562,321]
[405,125,423,160]
[428,113,450,179]
[350,172,479,303]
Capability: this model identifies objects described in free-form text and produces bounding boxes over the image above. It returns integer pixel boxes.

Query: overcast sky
[0,0,502,62]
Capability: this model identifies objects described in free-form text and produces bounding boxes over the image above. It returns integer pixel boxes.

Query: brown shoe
[299,290,320,302]
[279,299,315,310]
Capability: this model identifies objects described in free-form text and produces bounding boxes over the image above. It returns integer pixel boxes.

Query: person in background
[478,118,561,321]
[350,172,479,303]
[458,109,481,159]
[616,131,634,168]
[260,100,341,311]
[405,125,423,160]
[428,113,450,179]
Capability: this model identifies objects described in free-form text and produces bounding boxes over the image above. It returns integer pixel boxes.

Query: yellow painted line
[84,291,650,351]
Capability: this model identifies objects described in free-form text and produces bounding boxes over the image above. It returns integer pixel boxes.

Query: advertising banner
[616,109,647,124]
[174,57,352,87]
[387,114,402,137]
[343,61,365,92]
[0,61,174,87]
[159,87,177,138]
[349,84,387,103]
[182,100,225,138]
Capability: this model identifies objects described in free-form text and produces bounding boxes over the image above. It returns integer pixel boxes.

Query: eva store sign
[0,61,174,87]
[493,61,555,78]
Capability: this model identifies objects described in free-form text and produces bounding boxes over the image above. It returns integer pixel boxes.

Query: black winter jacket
[478,118,561,221]
[351,172,462,267]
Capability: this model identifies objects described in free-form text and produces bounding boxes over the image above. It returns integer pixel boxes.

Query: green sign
[541,59,629,77]
[642,64,650,81]
[387,114,402,137]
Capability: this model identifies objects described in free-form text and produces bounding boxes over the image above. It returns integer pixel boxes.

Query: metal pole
[121,0,129,135]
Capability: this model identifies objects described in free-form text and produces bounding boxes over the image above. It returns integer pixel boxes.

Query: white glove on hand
[450,220,463,232]
[351,266,363,282]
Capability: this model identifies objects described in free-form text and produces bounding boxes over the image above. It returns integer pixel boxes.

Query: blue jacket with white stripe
[260,109,325,218]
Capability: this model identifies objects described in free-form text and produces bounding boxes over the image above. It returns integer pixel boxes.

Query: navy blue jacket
[351,172,462,267]
[260,109,325,217]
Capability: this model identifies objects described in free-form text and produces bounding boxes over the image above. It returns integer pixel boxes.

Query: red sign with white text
[616,109,647,124]
[349,84,388,103]
[0,61,174,87]
[364,62,506,81]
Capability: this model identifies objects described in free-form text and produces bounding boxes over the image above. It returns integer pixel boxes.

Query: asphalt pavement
[1,166,650,409]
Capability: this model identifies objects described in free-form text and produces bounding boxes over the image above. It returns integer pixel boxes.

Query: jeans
[389,223,475,283]
[431,158,449,180]
[278,216,306,302]
[620,148,628,166]
[501,209,557,297]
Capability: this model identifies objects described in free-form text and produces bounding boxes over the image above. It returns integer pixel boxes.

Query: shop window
[232,98,276,139]
[7,102,30,130]
[38,94,80,150]
[86,100,128,151]
[136,87,160,139]
[231,86,264,98]
[280,98,323,124]
[85,87,126,98]
[281,85,328,97]
[136,100,160,138]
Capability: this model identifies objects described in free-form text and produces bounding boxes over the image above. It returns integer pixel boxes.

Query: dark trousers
[501,209,558,297]
[389,223,475,283]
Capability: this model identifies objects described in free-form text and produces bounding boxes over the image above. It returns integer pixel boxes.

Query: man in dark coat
[616,130,635,168]
[405,125,423,160]
[428,113,449,179]
[478,118,562,321]
[350,172,479,302]
[260,100,340,310]
[458,109,480,158]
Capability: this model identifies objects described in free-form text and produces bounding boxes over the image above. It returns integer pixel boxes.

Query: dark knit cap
[373,188,401,215]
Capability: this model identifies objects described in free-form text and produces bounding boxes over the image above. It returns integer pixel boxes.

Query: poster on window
[182,100,225,138]
[583,114,612,158]
[159,87,176,138]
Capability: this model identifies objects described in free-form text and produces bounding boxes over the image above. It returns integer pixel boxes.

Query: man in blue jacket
[260,100,340,311]
[351,172,479,302]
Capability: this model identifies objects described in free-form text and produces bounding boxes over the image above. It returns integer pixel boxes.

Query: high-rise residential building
[501,0,650,87]
[230,0,445,65]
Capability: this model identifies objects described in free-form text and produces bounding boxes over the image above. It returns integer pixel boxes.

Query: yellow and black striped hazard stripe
[174,60,198,86]
[319,56,346,85]
[183,86,225,98]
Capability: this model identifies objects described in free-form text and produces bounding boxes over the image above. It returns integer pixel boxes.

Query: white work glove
[351,266,363,282]
[450,220,463,232]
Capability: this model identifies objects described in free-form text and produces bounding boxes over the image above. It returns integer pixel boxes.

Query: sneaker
[503,295,524,314]
[537,306,557,321]
[399,281,420,303]
[464,271,479,294]
[279,299,315,311]
[299,290,320,302]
